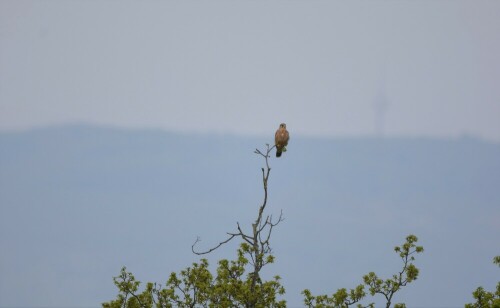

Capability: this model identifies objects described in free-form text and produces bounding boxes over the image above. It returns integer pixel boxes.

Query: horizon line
[0,121,497,144]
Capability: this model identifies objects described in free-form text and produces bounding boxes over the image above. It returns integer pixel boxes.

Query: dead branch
[192,233,239,255]
[191,142,284,297]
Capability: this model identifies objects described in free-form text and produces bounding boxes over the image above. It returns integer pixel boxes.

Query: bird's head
[279,123,287,129]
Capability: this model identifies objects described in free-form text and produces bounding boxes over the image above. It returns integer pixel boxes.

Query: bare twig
[192,234,238,255]
[191,144,280,255]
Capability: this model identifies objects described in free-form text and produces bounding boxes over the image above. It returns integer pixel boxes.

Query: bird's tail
[276,150,282,157]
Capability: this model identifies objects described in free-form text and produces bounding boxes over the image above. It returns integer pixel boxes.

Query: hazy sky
[1,0,499,141]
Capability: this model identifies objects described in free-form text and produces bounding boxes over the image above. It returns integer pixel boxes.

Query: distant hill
[1,125,499,307]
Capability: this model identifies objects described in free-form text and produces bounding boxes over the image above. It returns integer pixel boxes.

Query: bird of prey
[275,123,289,158]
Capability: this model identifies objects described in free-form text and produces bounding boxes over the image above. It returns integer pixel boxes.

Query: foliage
[363,234,423,308]
[302,235,423,308]
[102,244,286,308]
[302,284,371,308]
[465,256,500,308]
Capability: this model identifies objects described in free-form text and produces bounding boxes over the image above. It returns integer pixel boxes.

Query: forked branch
[191,144,282,259]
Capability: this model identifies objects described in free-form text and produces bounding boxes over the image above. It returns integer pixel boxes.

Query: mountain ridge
[0,125,499,307]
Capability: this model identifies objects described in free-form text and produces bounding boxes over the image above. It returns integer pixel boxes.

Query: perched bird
[275,123,289,157]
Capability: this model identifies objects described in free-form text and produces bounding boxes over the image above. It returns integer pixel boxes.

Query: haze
[1,1,500,307]
[1,0,500,140]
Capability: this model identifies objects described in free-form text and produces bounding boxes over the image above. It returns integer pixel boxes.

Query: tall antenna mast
[373,64,389,137]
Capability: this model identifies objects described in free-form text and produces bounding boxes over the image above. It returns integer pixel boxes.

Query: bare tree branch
[192,234,238,255]
[192,144,280,255]
[190,143,284,307]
